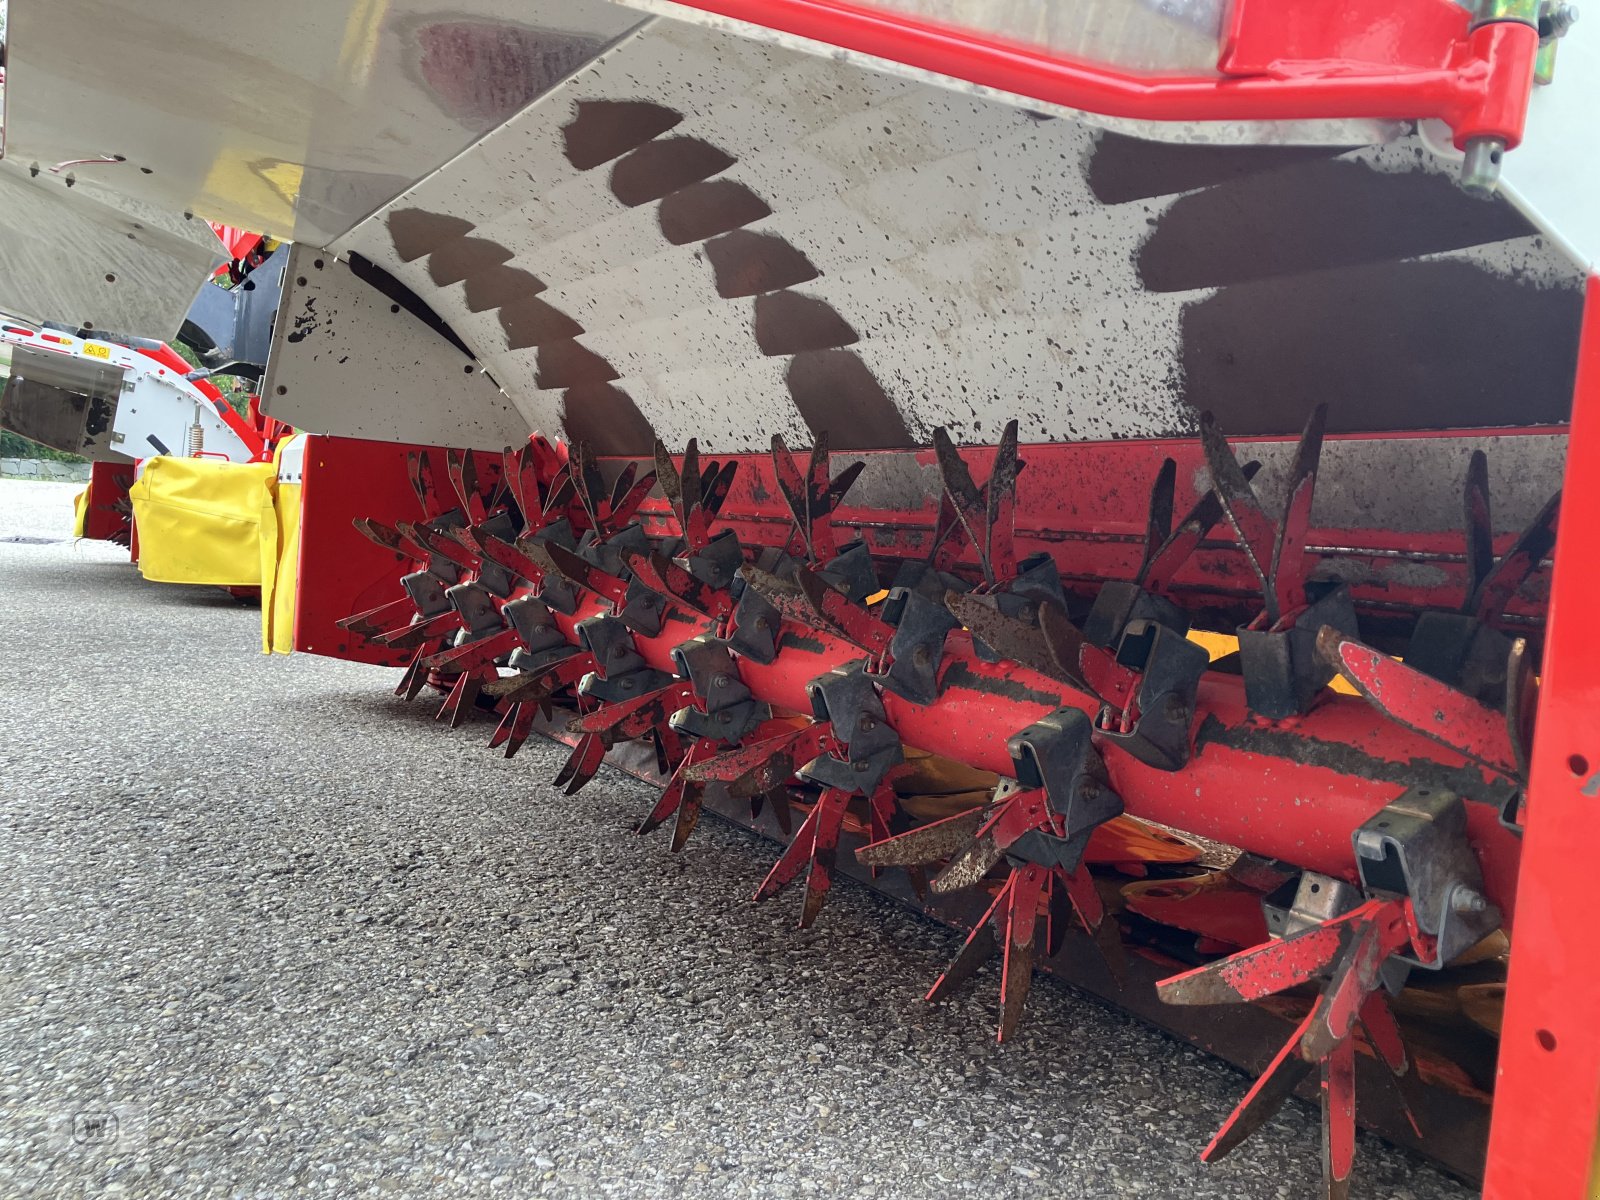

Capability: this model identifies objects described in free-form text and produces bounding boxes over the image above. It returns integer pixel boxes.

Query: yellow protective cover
[72,487,89,538]
[261,436,302,655]
[128,456,278,586]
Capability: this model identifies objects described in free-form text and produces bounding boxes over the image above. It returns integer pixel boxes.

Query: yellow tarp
[262,437,302,655]
[129,456,278,587]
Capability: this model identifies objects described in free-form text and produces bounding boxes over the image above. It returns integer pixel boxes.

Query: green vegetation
[172,338,251,417]
[1,430,84,462]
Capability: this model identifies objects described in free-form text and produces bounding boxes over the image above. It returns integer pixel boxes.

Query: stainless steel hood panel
[3,0,641,246]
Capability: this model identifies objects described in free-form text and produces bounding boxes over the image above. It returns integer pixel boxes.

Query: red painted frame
[664,0,1539,149]
[1484,277,1600,1199]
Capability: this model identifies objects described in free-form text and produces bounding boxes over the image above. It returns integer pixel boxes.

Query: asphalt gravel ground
[0,477,1473,1200]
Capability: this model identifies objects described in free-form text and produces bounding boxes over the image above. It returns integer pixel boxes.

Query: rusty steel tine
[638,738,716,836]
[568,680,695,740]
[554,733,607,795]
[653,439,683,510]
[680,438,703,517]
[984,420,1024,586]
[1318,627,1520,778]
[338,595,416,635]
[609,461,639,515]
[1300,900,1409,1063]
[501,446,527,516]
[1200,411,1281,621]
[1359,990,1423,1138]
[422,628,519,673]
[478,533,545,586]
[542,467,575,520]
[487,703,515,749]
[1158,914,1354,1006]
[945,591,1070,684]
[740,563,818,623]
[503,701,539,759]
[400,521,476,571]
[483,653,594,701]
[771,433,813,557]
[568,443,603,531]
[444,449,470,512]
[798,790,850,928]
[375,609,463,649]
[670,787,704,852]
[930,831,1004,895]
[542,542,629,607]
[1269,404,1327,621]
[796,568,893,657]
[998,865,1048,1042]
[651,727,673,777]
[439,671,484,728]
[623,549,731,620]
[1037,599,1102,699]
[354,517,408,558]
[827,459,865,508]
[754,795,825,901]
[407,451,429,517]
[925,886,1006,1004]
[1323,1035,1358,1200]
[932,426,993,582]
[763,786,795,837]
[402,647,435,701]
[609,470,659,530]
[1202,1010,1320,1163]
[1135,459,1178,583]
[684,722,837,799]
[1064,866,1127,985]
[1469,488,1560,622]
[394,646,427,699]
[804,432,837,560]
[927,491,967,572]
[856,808,987,868]
[1141,460,1264,592]
[705,460,739,518]
[463,452,488,522]
[1058,863,1105,933]
[1463,449,1494,604]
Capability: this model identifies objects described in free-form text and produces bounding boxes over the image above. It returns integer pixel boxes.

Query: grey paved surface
[0,478,1471,1199]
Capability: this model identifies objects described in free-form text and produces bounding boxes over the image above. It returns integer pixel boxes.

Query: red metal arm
[1484,277,1600,1200]
[664,0,1539,150]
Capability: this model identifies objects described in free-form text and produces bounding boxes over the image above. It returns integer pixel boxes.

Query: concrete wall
[0,457,93,483]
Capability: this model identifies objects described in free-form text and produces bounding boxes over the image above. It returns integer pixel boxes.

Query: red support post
[1484,275,1600,1200]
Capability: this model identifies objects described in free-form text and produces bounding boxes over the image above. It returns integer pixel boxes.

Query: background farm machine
[2,1,1597,1196]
